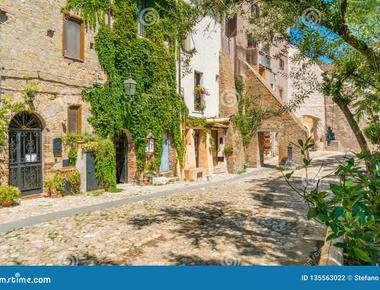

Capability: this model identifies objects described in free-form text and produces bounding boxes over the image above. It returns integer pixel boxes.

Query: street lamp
[124,76,137,97]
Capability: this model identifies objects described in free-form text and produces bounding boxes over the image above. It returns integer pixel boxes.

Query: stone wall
[0,0,106,189]
[244,69,308,165]
[219,53,246,173]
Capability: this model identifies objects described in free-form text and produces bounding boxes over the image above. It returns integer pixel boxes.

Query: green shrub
[0,186,21,206]
[283,137,380,265]
[94,138,117,192]
[46,170,81,196]
[68,146,78,166]
[224,146,234,155]
[45,172,64,197]
[62,169,81,195]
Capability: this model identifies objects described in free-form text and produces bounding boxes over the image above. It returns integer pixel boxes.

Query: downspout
[177,40,184,180]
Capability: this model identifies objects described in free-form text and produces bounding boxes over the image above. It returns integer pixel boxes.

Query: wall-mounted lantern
[27,91,35,106]
[146,133,155,155]
[124,76,137,97]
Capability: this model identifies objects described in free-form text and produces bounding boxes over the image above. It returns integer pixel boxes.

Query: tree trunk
[335,101,370,153]
[335,100,374,172]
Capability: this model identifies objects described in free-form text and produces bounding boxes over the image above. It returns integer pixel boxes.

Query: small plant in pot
[0,186,21,207]
[45,172,64,198]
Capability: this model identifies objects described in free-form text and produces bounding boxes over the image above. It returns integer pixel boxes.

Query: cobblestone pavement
[0,152,344,265]
[0,170,255,225]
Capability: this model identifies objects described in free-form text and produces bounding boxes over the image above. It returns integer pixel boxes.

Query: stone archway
[8,111,44,196]
[300,115,323,150]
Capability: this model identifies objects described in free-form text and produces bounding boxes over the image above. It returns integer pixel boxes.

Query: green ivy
[64,0,197,177]
[232,95,265,146]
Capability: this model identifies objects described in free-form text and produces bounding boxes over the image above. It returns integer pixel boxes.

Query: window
[63,15,84,61]
[225,15,237,38]
[137,0,146,36]
[279,58,285,70]
[67,105,82,134]
[194,71,204,112]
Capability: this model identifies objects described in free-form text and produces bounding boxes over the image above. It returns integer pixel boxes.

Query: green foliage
[46,170,81,196]
[234,75,244,97]
[64,133,117,192]
[93,138,117,192]
[223,145,233,155]
[283,138,380,265]
[68,146,78,166]
[45,172,65,197]
[187,117,208,128]
[232,95,265,146]
[64,0,194,175]
[61,169,81,195]
[0,186,20,206]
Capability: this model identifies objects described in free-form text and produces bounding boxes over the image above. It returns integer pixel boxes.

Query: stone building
[219,6,308,172]
[0,0,178,196]
[0,0,106,196]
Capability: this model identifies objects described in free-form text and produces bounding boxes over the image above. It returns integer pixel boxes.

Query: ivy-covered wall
[64,0,198,177]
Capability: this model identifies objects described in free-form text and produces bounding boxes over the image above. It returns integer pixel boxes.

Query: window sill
[64,55,84,63]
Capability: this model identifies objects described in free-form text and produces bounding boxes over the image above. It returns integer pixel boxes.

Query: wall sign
[53,138,62,156]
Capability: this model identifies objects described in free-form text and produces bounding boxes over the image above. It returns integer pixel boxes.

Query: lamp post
[124,76,137,97]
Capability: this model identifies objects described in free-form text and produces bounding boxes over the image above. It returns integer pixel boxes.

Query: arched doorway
[114,131,128,183]
[9,111,43,196]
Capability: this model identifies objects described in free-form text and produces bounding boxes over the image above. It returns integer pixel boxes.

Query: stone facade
[244,68,308,166]
[0,0,105,193]
[0,0,178,194]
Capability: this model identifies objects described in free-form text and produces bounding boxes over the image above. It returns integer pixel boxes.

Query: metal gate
[9,112,43,196]
[86,152,102,191]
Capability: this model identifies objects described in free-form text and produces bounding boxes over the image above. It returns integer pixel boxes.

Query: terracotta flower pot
[1,200,14,207]
[49,190,62,198]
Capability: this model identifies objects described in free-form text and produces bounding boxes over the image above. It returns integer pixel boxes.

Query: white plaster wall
[180,17,221,118]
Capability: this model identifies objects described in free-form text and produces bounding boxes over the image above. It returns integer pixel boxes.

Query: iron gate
[9,112,43,196]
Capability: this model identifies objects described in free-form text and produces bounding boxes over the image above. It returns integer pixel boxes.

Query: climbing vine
[64,0,199,177]
[232,94,266,147]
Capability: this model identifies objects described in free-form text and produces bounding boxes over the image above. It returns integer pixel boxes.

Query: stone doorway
[114,132,128,184]
[258,131,279,167]
[8,112,43,196]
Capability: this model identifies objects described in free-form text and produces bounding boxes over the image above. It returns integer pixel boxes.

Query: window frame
[62,14,85,62]
[67,105,82,135]
[194,71,204,112]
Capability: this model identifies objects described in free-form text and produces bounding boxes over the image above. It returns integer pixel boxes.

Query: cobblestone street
[0,152,343,266]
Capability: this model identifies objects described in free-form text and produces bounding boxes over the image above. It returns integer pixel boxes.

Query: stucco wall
[181,16,221,118]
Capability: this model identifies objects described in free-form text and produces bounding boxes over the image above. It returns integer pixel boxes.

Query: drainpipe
[176,40,184,180]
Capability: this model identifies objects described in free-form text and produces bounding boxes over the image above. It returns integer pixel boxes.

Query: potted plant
[45,172,64,198]
[0,186,20,207]
[224,146,234,155]
[194,102,206,112]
